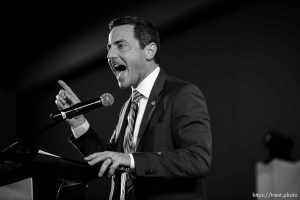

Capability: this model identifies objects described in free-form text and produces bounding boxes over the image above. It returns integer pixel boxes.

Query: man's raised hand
[55,80,86,128]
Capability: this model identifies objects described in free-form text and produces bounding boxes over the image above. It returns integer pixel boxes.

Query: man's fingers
[58,80,81,104]
[56,95,66,104]
[87,157,104,165]
[55,98,69,110]
[64,91,80,104]
[110,161,120,170]
[85,152,110,160]
[58,80,73,93]
[84,152,100,161]
[108,166,117,177]
[108,162,120,177]
[85,152,111,165]
[58,90,66,98]
[99,159,112,177]
[55,100,64,109]
[85,152,129,177]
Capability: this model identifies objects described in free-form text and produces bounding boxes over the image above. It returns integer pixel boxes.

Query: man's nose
[107,47,117,60]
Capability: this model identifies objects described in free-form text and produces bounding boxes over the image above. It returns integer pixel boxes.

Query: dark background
[1,0,300,199]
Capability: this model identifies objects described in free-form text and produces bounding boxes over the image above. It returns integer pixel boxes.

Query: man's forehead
[108,24,134,42]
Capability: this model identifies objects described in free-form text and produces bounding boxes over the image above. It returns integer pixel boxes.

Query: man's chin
[118,81,130,89]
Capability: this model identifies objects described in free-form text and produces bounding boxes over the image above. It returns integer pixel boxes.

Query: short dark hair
[108,16,160,64]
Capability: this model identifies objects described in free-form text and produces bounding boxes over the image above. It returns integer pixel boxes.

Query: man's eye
[118,43,125,49]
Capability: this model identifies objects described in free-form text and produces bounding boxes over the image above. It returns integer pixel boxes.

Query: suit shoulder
[164,75,203,96]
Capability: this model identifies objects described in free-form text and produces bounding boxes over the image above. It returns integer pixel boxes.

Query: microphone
[50,93,114,121]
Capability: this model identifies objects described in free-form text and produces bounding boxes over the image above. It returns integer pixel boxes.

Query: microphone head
[100,93,114,107]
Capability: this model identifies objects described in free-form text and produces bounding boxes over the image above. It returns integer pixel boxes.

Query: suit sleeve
[133,84,212,178]
[68,99,130,156]
[69,127,116,157]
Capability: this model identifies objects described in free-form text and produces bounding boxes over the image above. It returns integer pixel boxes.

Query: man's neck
[133,63,159,89]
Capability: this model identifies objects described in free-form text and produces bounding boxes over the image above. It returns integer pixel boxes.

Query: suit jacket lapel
[114,98,131,152]
[136,69,166,148]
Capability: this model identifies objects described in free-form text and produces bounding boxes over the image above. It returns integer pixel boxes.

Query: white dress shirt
[72,67,160,169]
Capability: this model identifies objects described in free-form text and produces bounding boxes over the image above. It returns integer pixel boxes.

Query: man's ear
[145,42,157,61]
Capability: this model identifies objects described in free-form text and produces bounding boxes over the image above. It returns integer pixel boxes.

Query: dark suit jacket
[70,69,212,200]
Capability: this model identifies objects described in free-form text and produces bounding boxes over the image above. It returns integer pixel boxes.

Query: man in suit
[55,16,212,200]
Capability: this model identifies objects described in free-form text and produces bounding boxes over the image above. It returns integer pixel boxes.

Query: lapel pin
[151,100,156,106]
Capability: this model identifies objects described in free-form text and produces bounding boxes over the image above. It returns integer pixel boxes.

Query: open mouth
[114,64,126,72]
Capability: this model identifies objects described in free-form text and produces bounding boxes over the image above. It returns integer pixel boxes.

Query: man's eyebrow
[114,39,126,45]
[106,39,126,49]
[107,39,127,50]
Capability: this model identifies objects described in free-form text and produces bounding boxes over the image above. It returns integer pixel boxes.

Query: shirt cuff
[71,120,90,139]
[129,154,135,169]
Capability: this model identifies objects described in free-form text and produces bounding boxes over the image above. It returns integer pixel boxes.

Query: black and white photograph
[1,0,299,199]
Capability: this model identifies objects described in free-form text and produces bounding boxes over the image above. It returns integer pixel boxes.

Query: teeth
[114,64,126,72]
[112,63,120,69]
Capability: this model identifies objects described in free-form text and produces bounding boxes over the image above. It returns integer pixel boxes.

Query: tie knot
[132,90,143,103]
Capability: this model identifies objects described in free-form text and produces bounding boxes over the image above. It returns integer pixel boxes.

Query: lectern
[0,141,99,200]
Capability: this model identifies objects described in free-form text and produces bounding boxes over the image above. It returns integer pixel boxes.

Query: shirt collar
[132,66,160,99]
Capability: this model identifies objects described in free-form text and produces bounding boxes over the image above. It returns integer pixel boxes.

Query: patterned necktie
[121,90,143,200]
